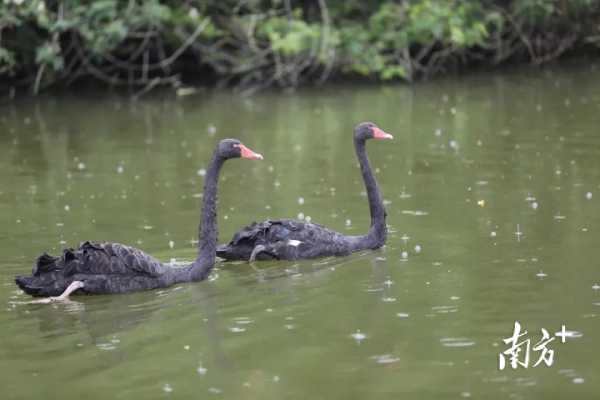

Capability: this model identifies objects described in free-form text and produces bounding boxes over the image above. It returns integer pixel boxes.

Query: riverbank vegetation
[1,0,599,96]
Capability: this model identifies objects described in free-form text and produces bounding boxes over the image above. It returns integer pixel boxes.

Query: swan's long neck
[173,151,224,283]
[354,138,387,247]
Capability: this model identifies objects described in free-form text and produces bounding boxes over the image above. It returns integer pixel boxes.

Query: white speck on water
[77,162,85,170]
[273,376,280,383]
[371,354,400,364]
[592,283,600,291]
[351,330,367,343]
[401,251,408,259]
[573,377,585,384]
[197,366,207,376]
[229,326,246,333]
[64,205,70,212]
[558,330,583,339]
[96,342,116,351]
[435,128,442,136]
[345,219,352,226]
[184,345,190,350]
[117,165,124,174]
[414,244,422,253]
[554,214,566,220]
[531,202,539,210]
[208,387,222,394]
[461,392,472,398]
[384,279,394,287]
[297,197,304,205]
[234,317,254,325]
[285,324,295,330]
[297,212,305,220]
[450,296,460,301]
[266,308,273,312]
[197,168,206,177]
[382,297,396,303]
[397,313,410,318]
[440,338,475,347]
[207,125,217,135]
[586,192,593,200]
[536,270,547,278]
[162,384,173,393]
[274,180,281,187]
[267,165,274,172]
[449,140,459,150]
[143,225,153,230]
[305,216,312,223]
[490,231,497,237]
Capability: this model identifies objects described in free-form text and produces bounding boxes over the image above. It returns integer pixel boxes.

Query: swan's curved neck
[174,151,224,283]
[354,138,387,246]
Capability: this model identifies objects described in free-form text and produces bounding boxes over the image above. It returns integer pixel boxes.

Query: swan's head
[218,139,263,160]
[355,122,393,141]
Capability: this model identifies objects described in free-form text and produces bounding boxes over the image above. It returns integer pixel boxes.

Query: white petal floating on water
[396,313,410,318]
[536,271,547,278]
[168,240,174,249]
[297,197,304,205]
[197,168,206,177]
[345,219,352,226]
[229,326,246,333]
[162,384,173,393]
[414,244,422,253]
[297,212,305,220]
[586,192,593,200]
[382,297,396,303]
[208,387,222,394]
[592,283,600,291]
[401,251,408,259]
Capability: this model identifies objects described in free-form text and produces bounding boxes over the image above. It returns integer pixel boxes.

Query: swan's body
[217,122,391,262]
[15,139,263,298]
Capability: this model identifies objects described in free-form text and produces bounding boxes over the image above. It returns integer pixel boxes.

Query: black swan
[15,139,263,300]
[216,122,392,261]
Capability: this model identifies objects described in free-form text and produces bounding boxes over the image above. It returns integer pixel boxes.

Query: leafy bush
[1,0,599,96]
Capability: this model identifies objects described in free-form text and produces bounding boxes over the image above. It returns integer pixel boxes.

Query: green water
[1,62,600,399]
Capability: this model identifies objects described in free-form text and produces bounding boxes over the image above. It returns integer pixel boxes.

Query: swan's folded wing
[64,241,167,278]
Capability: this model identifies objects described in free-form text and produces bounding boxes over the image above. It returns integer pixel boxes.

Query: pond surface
[1,62,600,399]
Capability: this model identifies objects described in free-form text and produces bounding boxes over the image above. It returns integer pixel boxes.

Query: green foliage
[1,0,600,94]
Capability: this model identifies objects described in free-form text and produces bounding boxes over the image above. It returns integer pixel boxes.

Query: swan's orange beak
[372,126,393,140]
[238,144,263,160]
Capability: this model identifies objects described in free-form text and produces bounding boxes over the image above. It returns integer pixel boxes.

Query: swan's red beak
[372,126,393,140]
[238,144,263,160]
